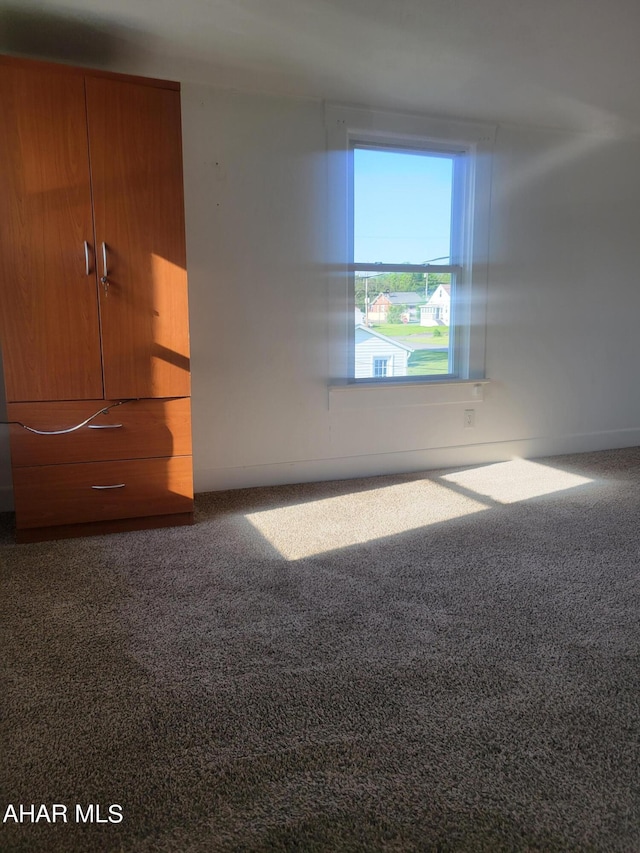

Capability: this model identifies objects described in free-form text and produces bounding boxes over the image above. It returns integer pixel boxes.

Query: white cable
[12,400,135,435]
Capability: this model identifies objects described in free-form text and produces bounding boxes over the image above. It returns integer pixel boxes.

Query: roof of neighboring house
[355,324,414,352]
[370,291,425,306]
[426,284,451,304]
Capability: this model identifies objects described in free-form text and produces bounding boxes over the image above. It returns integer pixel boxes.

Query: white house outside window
[326,104,494,388]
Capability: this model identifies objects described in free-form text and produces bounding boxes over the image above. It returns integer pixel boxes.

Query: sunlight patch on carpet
[244,480,488,560]
[439,458,594,504]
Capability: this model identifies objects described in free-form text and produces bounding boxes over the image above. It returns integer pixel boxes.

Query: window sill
[328,379,489,411]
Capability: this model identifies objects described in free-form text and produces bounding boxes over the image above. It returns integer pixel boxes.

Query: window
[326,105,494,388]
[354,144,456,380]
[373,357,390,377]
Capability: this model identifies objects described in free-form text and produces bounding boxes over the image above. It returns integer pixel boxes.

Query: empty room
[0,1,638,850]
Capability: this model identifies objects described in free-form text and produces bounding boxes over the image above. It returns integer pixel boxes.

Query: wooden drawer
[7,398,192,467]
[12,456,193,529]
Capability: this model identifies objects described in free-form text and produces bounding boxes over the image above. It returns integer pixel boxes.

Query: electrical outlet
[464,409,475,429]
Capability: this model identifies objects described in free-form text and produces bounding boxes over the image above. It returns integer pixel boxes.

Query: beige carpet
[1,448,639,851]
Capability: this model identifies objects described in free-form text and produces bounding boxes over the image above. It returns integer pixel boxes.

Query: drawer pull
[14,400,134,435]
[91,484,126,490]
[88,423,123,430]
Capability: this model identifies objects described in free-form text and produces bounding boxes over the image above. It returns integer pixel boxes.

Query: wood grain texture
[15,512,193,544]
[0,62,103,401]
[8,397,192,467]
[86,77,191,399]
[1,56,194,541]
[0,54,180,91]
[12,455,194,528]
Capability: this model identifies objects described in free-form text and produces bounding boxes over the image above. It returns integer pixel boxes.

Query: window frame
[373,355,392,378]
[326,104,495,389]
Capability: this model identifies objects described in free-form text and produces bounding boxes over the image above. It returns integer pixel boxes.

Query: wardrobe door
[86,77,191,400]
[0,62,104,402]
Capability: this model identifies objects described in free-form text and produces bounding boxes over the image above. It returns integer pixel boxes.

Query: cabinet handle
[101,242,109,294]
[91,484,126,490]
[84,240,91,276]
[88,423,123,430]
[101,242,108,278]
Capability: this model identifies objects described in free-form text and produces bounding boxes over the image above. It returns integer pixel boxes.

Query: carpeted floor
[1,448,639,852]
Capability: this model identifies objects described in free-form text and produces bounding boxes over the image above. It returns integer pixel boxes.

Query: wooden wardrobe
[0,55,194,542]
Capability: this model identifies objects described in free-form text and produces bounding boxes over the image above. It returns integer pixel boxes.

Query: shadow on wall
[0,4,146,67]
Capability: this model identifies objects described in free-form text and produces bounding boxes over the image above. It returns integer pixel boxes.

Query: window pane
[373,357,389,377]
[355,271,452,379]
[353,147,453,265]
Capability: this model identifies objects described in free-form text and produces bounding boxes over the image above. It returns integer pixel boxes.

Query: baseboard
[194,427,640,492]
[3,428,640,504]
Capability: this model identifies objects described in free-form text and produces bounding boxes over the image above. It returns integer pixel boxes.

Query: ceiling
[2,0,640,133]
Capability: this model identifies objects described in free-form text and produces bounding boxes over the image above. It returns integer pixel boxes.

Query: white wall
[184,87,640,493]
[485,124,640,447]
[2,83,640,509]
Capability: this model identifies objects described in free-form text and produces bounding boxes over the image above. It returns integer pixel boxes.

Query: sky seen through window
[353,147,454,265]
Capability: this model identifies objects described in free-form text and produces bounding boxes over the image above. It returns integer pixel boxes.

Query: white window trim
[372,355,393,378]
[325,103,495,394]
